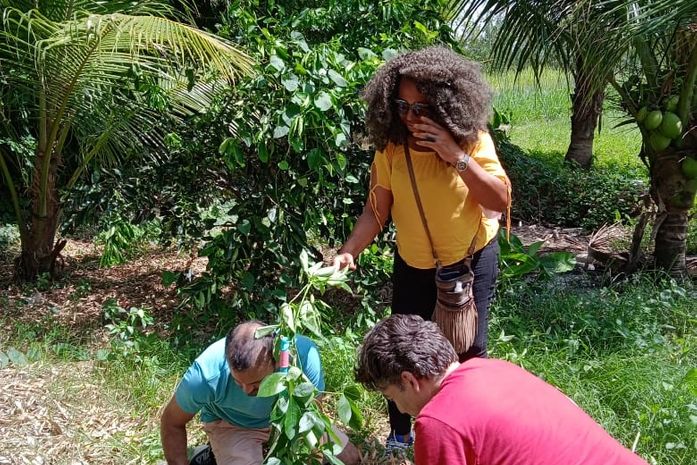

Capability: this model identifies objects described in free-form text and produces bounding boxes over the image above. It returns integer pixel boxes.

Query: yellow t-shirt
[371,131,509,269]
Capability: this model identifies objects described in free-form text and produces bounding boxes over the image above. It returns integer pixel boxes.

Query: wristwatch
[454,153,471,173]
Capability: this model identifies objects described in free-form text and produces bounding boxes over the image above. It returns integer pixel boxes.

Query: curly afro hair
[362,46,492,151]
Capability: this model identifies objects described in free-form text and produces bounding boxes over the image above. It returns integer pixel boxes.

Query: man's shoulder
[295,334,317,349]
[191,337,228,382]
[295,335,321,364]
[422,358,525,413]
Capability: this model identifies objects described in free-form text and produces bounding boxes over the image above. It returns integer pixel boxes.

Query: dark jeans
[388,238,500,436]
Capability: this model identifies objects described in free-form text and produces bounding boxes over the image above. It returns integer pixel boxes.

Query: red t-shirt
[414,358,648,465]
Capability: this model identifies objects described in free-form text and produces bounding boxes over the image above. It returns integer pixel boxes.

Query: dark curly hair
[355,314,457,390]
[362,46,492,151]
[225,320,274,371]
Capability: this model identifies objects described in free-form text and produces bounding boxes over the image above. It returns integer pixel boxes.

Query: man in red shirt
[355,314,649,465]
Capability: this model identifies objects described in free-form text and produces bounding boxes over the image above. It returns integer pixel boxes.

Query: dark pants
[388,238,500,436]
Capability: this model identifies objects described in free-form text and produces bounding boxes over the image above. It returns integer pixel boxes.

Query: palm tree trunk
[653,211,688,273]
[15,148,63,280]
[565,60,605,169]
[650,148,695,275]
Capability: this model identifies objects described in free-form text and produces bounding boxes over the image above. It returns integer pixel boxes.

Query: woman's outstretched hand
[333,252,356,271]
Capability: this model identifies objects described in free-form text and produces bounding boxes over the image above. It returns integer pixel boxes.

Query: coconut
[658,112,682,139]
[644,110,663,130]
[681,157,697,179]
[649,131,671,151]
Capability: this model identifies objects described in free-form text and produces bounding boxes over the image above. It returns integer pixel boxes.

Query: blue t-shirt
[175,335,324,428]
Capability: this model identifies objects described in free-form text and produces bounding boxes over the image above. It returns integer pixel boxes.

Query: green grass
[489,68,572,123]
[490,275,697,465]
[488,69,646,176]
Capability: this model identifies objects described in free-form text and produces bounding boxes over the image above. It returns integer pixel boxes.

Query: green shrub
[496,138,645,230]
[96,216,160,267]
[0,224,19,253]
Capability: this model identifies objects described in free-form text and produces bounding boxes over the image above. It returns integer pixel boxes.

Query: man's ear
[400,371,420,391]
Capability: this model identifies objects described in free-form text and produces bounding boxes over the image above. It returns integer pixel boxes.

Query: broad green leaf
[298,411,316,433]
[255,325,279,339]
[290,31,309,52]
[315,92,333,112]
[539,252,576,274]
[257,142,269,163]
[288,366,302,380]
[273,125,289,139]
[269,55,285,72]
[335,133,348,149]
[683,368,697,396]
[238,219,251,235]
[282,74,299,92]
[382,48,398,60]
[265,458,281,465]
[335,153,347,170]
[257,372,287,397]
[161,271,179,287]
[343,385,362,401]
[298,300,322,338]
[218,138,231,155]
[337,394,352,425]
[293,381,315,398]
[348,398,364,430]
[277,160,290,171]
[304,429,319,448]
[280,303,296,332]
[527,241,544,257]
[0,351,9,368]
[284,397,301,439]
[328,70,347,87]
[299,250,310,272]
[357,47,377,60]
[7,347,28,366]
[307,148,325,171]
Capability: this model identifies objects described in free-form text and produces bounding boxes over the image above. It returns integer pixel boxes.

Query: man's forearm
[161,424,189,465]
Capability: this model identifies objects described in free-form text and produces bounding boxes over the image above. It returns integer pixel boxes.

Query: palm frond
[0,4,253,197]
[450,0,575,80]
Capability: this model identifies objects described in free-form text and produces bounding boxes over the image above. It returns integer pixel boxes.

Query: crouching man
[161,320,360,465]
[355,314,649,465]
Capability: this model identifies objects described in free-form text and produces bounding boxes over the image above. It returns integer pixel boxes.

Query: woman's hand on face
[412,116,464,165]
[333,252,356,271]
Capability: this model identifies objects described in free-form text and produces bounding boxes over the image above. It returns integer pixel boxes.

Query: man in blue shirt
[160,321,360,465]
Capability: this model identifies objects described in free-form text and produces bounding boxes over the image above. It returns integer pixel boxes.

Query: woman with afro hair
[333,46,511,453]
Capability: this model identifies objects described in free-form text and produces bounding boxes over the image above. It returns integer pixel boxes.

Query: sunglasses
[394,98,432,117]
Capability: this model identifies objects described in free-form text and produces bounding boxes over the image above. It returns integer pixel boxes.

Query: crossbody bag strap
[404,144,440,266]
[405,144,484,264]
